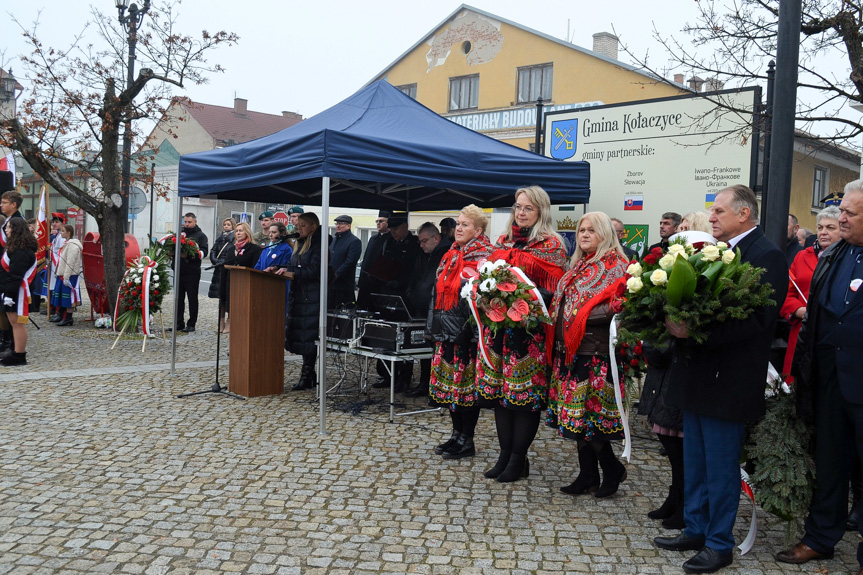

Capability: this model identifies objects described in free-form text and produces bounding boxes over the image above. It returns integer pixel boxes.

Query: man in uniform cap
[439,217,457,241]
[254,211,274,245]
[329,215,361,309]
[357,210,390,309]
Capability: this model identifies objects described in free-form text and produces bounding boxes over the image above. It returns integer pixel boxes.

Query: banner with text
[544,88,758,247]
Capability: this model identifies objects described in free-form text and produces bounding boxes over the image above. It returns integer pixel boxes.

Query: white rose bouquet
[618,237,775,345]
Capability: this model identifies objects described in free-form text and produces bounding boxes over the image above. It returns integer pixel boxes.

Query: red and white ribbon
[465,278,492,366]
[1,252,37,322]
[738,468,757,555]
[608,315,632,462]
[113,256,158,335]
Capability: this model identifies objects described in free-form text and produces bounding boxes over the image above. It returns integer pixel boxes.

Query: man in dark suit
[787,214,804,266]
[356,211,389,310]
[328,214,362,310]
[776,181,863,574]
[655,185,787,573]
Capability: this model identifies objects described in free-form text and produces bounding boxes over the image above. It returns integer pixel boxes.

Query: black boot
[0,330,11,353]
[594,442,627,498]
[442,433,475,460]
[435,430,460,455]
[661,489,685,530]
[483,450,512,479]
[648,487,679,520]
[1,351,27,366]
[57,311,74,326]
[497,454,530,483]
[561,444,600,495]
[292,360,314,391]
[49,310,62,322]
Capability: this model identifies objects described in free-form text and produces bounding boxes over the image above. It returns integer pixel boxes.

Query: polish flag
[35,186,50,265]
[0,153,14,182]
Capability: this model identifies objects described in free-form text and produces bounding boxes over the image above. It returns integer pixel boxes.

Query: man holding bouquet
[655,185,787,574]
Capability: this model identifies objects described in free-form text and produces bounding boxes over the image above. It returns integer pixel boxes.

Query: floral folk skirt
[51,275,82,309]
[547,353,624,442]
[429,341,478,408]
[476,325,549,412]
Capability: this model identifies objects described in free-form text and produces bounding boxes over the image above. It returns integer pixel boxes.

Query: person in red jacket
[780,206,841,378]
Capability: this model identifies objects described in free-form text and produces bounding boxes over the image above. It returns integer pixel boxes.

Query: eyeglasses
[512,204,536,214]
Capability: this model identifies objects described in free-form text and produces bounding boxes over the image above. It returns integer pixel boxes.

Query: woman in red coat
[780,206,841,377]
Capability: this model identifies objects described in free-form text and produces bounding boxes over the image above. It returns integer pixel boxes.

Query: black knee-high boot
[443,407,480,460]
[485,407,514,479]
[497,410,540,483]
[561,440,600,495]
[649,434,684,524]
[436,409,462,455]
[849,456,863,531]
[594,440,627,498]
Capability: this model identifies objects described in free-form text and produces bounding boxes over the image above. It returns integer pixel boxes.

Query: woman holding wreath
[547,211,629,498]
[428,204,494,460]
[478,185,566,483]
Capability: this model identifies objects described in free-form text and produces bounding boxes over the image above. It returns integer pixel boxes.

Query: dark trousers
[802,347,863,564]
[177,269,201,328]
[682,410,746,553]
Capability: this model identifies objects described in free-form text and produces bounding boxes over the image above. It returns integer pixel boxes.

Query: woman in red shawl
[478,186,566,483]
[428,205,494,459]
[547,212,629,498]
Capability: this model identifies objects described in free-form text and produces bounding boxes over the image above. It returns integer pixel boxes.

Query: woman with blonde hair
[218,222,262,333]
[277,212,326,391]
[547,211,630,497]
[429,204,494,459]
[479,185,567,482]
[678,211,711,233]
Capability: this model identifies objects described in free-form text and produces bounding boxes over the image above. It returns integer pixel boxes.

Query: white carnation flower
[479,278,497,293]
[135,278,141,284]
[460,282,474,299]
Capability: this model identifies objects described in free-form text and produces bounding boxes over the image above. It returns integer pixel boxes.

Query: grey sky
[4,0,704,117]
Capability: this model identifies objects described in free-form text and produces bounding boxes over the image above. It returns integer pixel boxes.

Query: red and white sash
[1,251,38,322]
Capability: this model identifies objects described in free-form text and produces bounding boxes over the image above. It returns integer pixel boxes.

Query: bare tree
[619,0,863,147]
[0,1,237,310]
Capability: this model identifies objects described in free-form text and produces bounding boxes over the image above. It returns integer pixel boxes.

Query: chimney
[688,76,705,92]
[592,32,619,60]
[282,111,303,121]
[673,73,685,85]
[704,77,725,92]
[233,97,248,114]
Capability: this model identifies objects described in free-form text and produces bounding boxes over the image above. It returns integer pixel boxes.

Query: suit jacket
[794,240,863,417]
[669,227,788,422]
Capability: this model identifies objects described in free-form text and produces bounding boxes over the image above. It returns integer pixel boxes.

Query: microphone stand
[177,253,245,401]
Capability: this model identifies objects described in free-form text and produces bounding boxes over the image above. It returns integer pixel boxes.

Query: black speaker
[0,171,13,192]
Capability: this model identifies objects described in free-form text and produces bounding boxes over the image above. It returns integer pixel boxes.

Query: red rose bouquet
[158,232,201,259]
[461,259,551,334]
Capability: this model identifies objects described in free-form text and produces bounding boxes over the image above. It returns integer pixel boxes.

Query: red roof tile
[183,99,302,146]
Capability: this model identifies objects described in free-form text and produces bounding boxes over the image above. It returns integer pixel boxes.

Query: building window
[517,64,553,103]
[396,84,416,99]
[812,166,828,208]
[449,75,479,111]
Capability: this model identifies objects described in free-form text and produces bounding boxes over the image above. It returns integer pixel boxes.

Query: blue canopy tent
[175,80,590,430]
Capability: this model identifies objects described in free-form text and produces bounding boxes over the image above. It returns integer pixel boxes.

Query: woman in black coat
[217,222,262,334]
[277,212,324,391]
[0,217,38,366]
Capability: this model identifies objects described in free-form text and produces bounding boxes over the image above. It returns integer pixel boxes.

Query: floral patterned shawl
[435,234,494,310]
[491,225,566,293]
[547,250,628,364]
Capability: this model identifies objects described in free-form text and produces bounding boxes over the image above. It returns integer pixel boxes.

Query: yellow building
[370,5,684,151]
[366,4,859,240]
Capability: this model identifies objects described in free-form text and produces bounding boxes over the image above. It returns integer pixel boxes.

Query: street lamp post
[116,0,151,233]
[0,69,21,120]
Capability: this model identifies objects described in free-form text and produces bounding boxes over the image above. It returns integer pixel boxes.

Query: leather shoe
[775,542,833,564]
[655,532,706,552]
[371,377,389,389]
[180,326,196,332]
[404,385,429,398]
[682,547,733,574]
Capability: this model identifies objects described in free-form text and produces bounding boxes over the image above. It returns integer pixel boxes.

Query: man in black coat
[655,186,787,574]
[645,211,681,256]
[328,214,362,310]
[786,214,804,266]
[776,182,863,571]
[175,212,209,332]
[404,223,452,397]
[356,211,389,310]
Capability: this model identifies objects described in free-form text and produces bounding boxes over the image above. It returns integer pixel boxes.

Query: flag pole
[44,186,53,318]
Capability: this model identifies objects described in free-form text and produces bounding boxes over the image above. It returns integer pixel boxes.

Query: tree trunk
[99,204,127,313]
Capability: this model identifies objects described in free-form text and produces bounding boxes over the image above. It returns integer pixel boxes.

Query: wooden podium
[226,266,287,397]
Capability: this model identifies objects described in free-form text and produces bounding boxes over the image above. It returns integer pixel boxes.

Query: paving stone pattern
[0,294,859,574]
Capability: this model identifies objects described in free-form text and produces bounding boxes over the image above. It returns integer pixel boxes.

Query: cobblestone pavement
[1,294,860,574]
